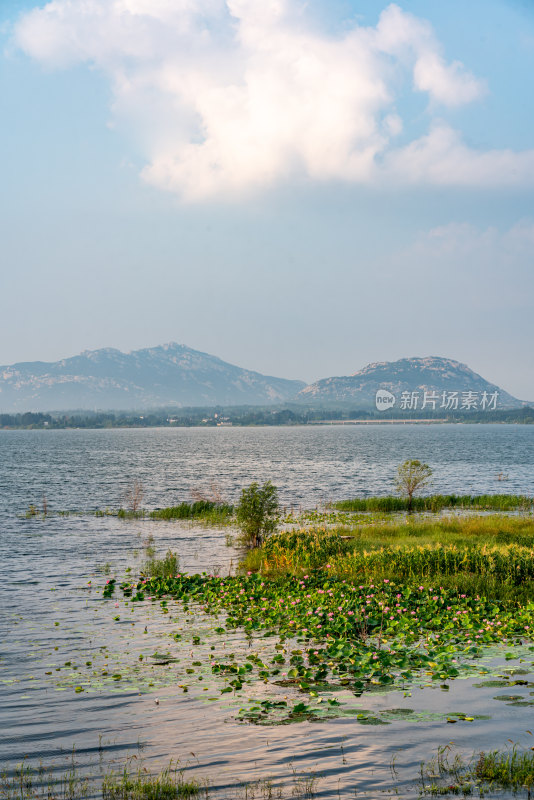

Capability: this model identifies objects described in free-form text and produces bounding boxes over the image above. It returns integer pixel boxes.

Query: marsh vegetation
[15,472,534,796]
[149,502,233,523]
[106,499,534,737]
[243,515,534,602]
[419,743,534,796]
[335,494,533,513]
[0,758,319,800]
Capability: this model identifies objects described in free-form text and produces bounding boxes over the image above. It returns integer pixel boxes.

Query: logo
[374,388,499,412]
[375,389,396,411]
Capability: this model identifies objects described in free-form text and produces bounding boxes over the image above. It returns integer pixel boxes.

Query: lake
[1,425,533,798]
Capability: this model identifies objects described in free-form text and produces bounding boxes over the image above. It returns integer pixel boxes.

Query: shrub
[235,481,279,550]
[124,480,144,512]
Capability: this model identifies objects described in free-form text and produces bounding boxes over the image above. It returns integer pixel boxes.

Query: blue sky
[1,0,534,398]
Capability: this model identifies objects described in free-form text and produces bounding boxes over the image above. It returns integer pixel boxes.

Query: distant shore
[1,405,534,430]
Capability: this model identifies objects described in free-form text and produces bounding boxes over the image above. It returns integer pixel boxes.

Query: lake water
[1,425,534,798]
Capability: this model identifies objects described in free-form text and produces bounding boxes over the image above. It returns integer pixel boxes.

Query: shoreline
[2,418,534,430]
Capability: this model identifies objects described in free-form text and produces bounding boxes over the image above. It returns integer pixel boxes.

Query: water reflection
[1,427,534,798]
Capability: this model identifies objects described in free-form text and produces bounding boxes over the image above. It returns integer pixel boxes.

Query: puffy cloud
[384,124,534,186]
[374,4,485,106]
[412,53,483,107]
[376,5,486,106]
[14,1,534,200]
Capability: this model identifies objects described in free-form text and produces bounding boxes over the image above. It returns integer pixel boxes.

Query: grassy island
[106,505,534,728]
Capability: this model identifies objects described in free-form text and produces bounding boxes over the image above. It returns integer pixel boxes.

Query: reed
[142,549,180,578]
[335,494,533,513]
[243,516,534,602]
[420,743,534,796]
[102,763,201,800]
[149,501,233,522]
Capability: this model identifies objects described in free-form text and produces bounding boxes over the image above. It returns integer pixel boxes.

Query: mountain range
[297,356,521,410]
[0,343,305,411]
[0,345,524,412]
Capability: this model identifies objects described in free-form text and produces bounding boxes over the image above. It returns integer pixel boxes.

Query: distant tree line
[0,405,533,429]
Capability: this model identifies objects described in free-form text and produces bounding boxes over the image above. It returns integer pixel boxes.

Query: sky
[1,0,534,398]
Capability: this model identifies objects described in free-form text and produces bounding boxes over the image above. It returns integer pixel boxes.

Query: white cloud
[14,1,534,200]
[374,4,485,106]
[384,124,534,186]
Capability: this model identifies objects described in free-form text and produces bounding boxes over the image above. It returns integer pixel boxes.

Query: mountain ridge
[0,342,306,411]
[0,348,524,412]
[297,356,521,410]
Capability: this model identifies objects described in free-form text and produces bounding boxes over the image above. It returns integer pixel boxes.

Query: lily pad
[473,680,510,688]
[492,694,524,702]
[382,708,415,717]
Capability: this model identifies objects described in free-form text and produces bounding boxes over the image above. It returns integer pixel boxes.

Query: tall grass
[142,549,179,578]
[0,761,318,800]
[335,494,533,513]
[0,762,200,800]
[472,748,534,791]
[0,762,90,800]
[149,501,233,523]
[243,516,534,603]
[420,744,534,796]
[102,763,201,800]
[331,542,534,584]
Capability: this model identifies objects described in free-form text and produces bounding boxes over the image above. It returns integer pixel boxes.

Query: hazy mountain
[0,343,306,411]
[0,349,524,414]
[297,357,522,410]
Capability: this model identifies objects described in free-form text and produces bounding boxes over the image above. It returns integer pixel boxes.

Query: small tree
[124,479,144,513]
[395,459,432,512]
[235,481,279,550]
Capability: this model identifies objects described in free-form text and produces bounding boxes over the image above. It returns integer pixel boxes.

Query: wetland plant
[395,460,433,512]
[142,549,180,578]
[124,480,145,514]
[0,760,90,800]
[102,762,201,800]
[0,759,322,800]
[235,481,279,550]
[245,516,534,602]
[114,568,534,703]
[150,501,233,523]
[419,743,534,796]
[25,496,49,519]
[335,493,533,513]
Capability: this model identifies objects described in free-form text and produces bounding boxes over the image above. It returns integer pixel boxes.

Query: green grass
[0,763,200,800]
[0,762,90,800]
[142,549,180,578]
[42,502,233,523]
[149,501,233,523]
[241,516,534,603]
[420,744,534,796]
[117,509,146,519]
[473,748,534,791]
[106,510,534,719]
[102,764,201,800]
[335,494,533,513]
[0,761,319,800]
